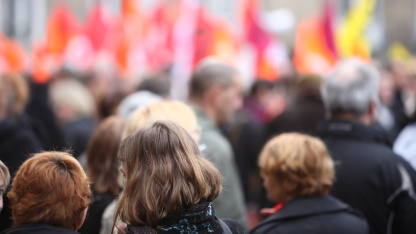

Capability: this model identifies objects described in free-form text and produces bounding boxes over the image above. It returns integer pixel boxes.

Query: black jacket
[0,224,79,234]
[0,119,42,231]
[250,195,368,234]
[316,119,416,234]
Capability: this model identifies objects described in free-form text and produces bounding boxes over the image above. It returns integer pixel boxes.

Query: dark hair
[189,62,238,100]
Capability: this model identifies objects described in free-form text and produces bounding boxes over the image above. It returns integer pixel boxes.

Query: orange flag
[293,17,338,75]
[46,5,81,55]
[0,33,26,73]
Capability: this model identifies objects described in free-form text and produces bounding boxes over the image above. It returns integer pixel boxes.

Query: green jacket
[193,107,247,228]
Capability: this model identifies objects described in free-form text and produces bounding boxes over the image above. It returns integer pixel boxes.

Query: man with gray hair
[316,58,416,234]
[188,60,247,228]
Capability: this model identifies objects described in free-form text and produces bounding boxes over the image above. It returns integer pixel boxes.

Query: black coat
[250,195,368,234]
[0,119,42,231]
[316,119,416,234]
[0,224,79,234]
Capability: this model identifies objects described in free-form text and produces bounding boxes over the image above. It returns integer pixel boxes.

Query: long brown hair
[114,120,221,229]
[87,116,124,197]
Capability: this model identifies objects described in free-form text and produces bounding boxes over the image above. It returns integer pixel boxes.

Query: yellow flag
[336,0,376,60]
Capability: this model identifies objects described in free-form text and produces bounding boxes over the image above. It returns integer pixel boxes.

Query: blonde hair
[259,133,335,197]
[115,120,221,229]
[49,78,96,119]
[0,160,10,188]
[123,100,198,139]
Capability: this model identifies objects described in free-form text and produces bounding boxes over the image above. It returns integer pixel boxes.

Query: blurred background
[0,0,413,99]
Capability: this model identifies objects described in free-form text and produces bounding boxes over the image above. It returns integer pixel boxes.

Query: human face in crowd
[120,162,127,187]
[0,174,5,213]
[216,76,243,125]
[260,171,290,204]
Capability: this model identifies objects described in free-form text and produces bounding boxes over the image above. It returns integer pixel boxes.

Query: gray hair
[321,58,380,116]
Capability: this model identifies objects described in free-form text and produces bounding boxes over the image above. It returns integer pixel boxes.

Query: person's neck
[331,112,372,126]
[190,99,218,126]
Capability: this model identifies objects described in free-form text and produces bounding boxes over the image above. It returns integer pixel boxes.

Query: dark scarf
[127,202,223,234]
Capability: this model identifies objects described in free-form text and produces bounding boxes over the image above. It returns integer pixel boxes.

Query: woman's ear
[76,207,88,231]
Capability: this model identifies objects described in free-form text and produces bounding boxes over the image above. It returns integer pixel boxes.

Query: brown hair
[123,100,198,139]
[114,120,221,228]
[189,61,238,100]
[87,116,124,197]
[8,151,91,230]
[259,133,335,197]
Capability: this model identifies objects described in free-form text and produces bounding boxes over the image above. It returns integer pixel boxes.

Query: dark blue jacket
[250,195,368,234]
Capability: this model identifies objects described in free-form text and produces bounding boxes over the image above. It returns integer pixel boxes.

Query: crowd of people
[0,56,416,234]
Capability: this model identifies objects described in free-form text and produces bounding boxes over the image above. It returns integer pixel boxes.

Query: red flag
[242,0,282,81]
[84,4,113,51]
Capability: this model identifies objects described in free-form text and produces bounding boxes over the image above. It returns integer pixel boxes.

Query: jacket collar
[315,119,390,145]
[267,195,350,222]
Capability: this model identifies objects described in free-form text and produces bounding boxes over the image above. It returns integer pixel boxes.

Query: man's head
[189,61,243,125]
[321,58,380,125]
[8,151,91,231]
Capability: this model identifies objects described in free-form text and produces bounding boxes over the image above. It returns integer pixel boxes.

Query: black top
[250,195,368,234]
[316,119,416,234]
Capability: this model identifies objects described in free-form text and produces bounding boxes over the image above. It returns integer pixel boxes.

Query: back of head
[87,116,124,197]
[321,58,380,117]
[189,60,239,101]
[49,78,96,121]
[116,120,221,228]
[123,100,198,139]
[136,75,171,98]
[117,91,162,119]
[259,133,334,198]
[8,151,91,230]
[0,73,29,119]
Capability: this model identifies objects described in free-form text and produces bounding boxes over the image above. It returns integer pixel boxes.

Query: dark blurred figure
[0,73,42,231]
[227,79,287,205]
[78,116,124,234]
[316,58,416,234]
[136,73,171,99]
[49,78,97,158]
[386,60,413,137]
[267,74,325,138]
[25,77,66,151]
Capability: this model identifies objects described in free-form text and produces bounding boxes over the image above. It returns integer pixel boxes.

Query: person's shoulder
[0,224,79,234]
[221,219,247,234]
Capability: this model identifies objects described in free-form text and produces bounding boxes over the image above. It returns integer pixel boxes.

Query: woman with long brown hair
[114,120,244,233]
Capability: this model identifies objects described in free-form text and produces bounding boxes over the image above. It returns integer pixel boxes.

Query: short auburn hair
[8,151,91,230]
[259,133,335,197]
[115,120,221,228]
